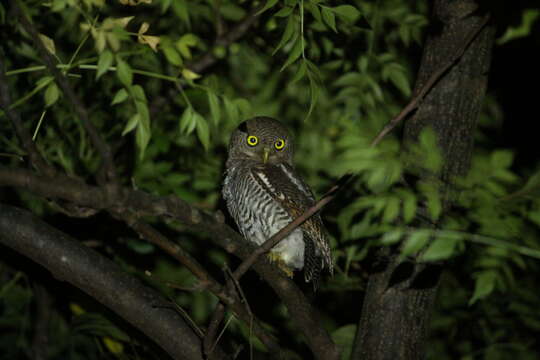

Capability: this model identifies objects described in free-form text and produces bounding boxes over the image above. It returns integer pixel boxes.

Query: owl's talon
[267,252,294,278]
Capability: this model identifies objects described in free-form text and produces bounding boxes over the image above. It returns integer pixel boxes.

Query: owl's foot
[267,252,294,278]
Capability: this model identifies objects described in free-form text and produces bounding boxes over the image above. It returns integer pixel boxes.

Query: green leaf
[305,2,321,23]
[290,60,307,84]
[131,86,150,138]
[172,0,190,28]
[386,64,411,96]
[401,229,431,256]
[234,98,252,119]
[273,16,296,55]
[115,56,133,87]
[508,170,540,200]
[126,238,155,255]
[469,270,497,305]
[321,7,337,32]
[131,85,148,105]
[497,9,540,45]
[382,197,400,223]
[280,36,303,71]
[122,113,139,136]
[44,82,60,107]
[224,97,239,124]
[207,91,221,126]
[219,3,246,21]
[425,186,442,221]
[111,88,128,105]
[491,149,513,169]
[179,107,196,134]
[136,112,151,160]
[176,34,198,59]
[96,50,113,80]
[306,68,320,120]
[36,76,54,89]
[380,229,404,245]
[418,128,442,172]
[162,44,183,66]
[334,72,363,87]
[73,313,130,340]
[195,113,210,151]
[257,0,279,15]
[38,33,56,55]
[418,178,441,215]
[421,237,458,262]
[331,324,357,360]
[401,190,417,223]
[331,5,361,23]
[274,6,294,17]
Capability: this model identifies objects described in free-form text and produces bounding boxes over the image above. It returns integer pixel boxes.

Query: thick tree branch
[0,203,223,360]
[0,167,338,359]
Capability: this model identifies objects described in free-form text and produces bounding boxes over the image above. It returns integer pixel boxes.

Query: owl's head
[227,117,294,166]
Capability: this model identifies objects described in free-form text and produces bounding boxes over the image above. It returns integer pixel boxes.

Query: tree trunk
[352,1,494,359]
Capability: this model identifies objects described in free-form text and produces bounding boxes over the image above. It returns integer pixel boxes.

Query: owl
[222,116,333,289]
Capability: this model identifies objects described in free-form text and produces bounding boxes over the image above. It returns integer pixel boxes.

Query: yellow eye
[274,139,286,150]
[246,135,259,146]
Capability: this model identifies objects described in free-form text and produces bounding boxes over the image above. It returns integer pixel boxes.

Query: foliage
[1,0,539,359]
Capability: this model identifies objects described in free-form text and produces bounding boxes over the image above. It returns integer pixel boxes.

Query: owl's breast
[223,165,305,270]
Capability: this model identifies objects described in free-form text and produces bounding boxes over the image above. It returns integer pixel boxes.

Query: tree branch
[125,219,282,354]
[0,203,224,360]
[0,166,338,359]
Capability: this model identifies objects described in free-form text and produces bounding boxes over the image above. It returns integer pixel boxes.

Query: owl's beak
[262,148,270,164]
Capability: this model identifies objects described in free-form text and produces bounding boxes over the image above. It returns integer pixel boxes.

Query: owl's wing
[250,163,333,287]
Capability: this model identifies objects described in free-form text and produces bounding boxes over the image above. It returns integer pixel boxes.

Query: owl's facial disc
[230,117,293,166]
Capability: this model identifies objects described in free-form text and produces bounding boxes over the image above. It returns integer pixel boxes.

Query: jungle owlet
[223,116,333,288]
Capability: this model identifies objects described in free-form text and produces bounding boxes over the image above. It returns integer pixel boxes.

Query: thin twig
[370,14,490,147]
[212,313,235,355]
[204,303,226,357]
[225,265,252,317]
[127,220,235,304]
[205,264,254,358]
[224,266,253,359]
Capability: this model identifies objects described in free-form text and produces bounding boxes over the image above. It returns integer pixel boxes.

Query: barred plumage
[222,116,333,289]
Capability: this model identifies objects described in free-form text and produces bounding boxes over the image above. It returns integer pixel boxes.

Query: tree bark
[352,1,494,359]
[0,203,227,360]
